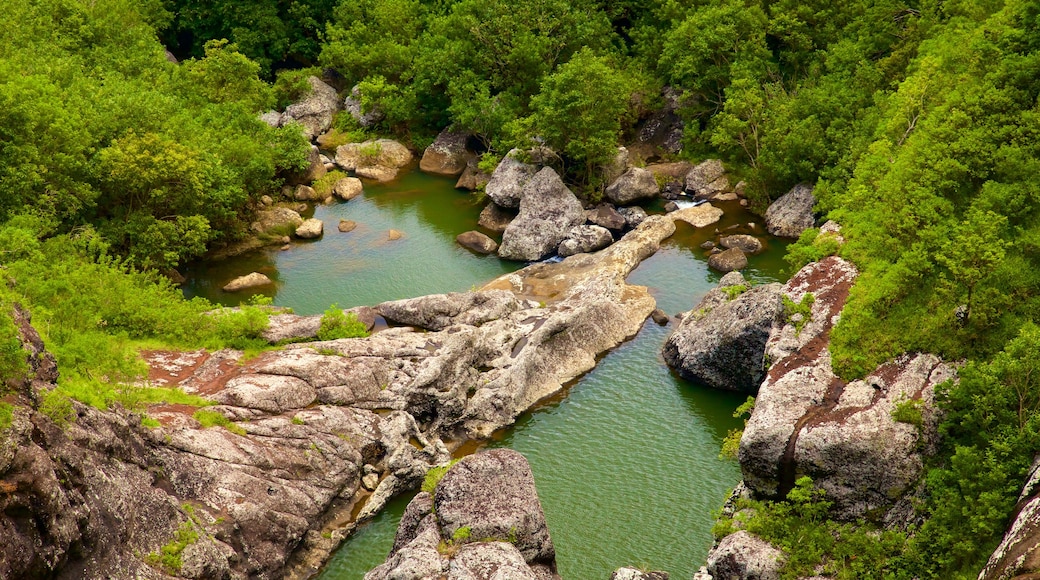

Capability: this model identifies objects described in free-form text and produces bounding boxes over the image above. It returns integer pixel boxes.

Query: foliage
[40,389,76,429]
[0,308,27,388]
[782,293,815,335]
[0,402,14,432]
[720,396,755,460]
[145,519,199,574]
[312,170,349,198]
[891,397,925,428]
[722,284,749,301]
[193,409,246,435]
[421,459,461,495]
[784,228,842,273]
[317,305,370,341]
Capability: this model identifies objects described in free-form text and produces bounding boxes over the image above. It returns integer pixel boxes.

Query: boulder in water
[295,218,323,239]
[457,231,499,254]
[498,167,585,261]
[222,272,272,292]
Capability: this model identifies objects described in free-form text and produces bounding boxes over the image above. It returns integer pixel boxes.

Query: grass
[193,409,246,435]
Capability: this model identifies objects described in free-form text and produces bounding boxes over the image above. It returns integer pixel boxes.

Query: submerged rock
[222,272,272,292]
[456,231,499,254]
[498,167,585,261]
[764,183,816,238]
[338,219,358,232]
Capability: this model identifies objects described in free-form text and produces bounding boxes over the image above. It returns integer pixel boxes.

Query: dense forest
[2,0,1040,578]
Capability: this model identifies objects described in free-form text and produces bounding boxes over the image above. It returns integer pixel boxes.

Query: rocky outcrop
[335,139,414,183]
[456,231,499,254]
[365,449,559,580]
[685,160,732,201]
[739,256,956,521]
[612,568,670,580]
[222,272,272,292]
[281,77,340,140]
[558,225,613,257]
[478,202,516,233]
[419,129,473,176]
[484,149,538,209]
[979,457,1040,580]
[764,184,815,239]
[295,218,324,239]
[663,274,782,392]
[632,87,684,156]
[604,167,659,205]
[708,248,748,273]
[261,307,377,344]
[498,168,585,261]
[706,531,784,580]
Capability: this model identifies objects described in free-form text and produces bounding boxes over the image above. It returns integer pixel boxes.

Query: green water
[184,173,791,579]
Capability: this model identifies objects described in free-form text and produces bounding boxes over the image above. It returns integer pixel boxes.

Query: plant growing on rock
[317,305,369,341]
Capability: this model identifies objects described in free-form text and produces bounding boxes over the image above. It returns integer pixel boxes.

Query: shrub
[317,304,369,341]
[40,389,76,428]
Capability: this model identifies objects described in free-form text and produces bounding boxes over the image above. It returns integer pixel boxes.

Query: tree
[937,208,1008,325]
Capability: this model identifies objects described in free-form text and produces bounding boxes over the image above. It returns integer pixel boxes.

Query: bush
[317,305,369,341]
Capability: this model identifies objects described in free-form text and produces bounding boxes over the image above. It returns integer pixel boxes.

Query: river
[183,169,790,579]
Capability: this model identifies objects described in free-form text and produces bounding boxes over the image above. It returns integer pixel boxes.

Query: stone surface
[377,291,523,332]
[980,457,1040,580]
[605,167,660,205]
[557,225,613,257]
[720,234,764,255]
[708,248,748,272]
[455,160,491,191]
[456,231,499,255]
[586,204,627,231]
[498,168,585,261]
[335,139,414,182]
[684,159,727,196]
[295,218,324,239]
[484,149,538,209]
[419,128,472,176]
[294,184,321,201]
[739,257,956,521]
[388,229,404,241]
[612,567,670,580]
[333,177,364,201]
[338,219,358,233]
[281,76,340,140]
[618,206,648,229]
[251,207,303,236]
[261,307,377,344]
[706,531,784,580]
[671,203,724,229]
[764,183,816,238]
[478,202,516,233]
[663,275,782,392]
[222,272,273,292]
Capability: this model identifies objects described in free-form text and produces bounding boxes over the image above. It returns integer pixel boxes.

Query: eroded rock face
[366,450,560,580]
[485,149,538,209]
[420,129,473,176]
[684,160,728,198]
[281,76,340,140]
[739,256,955,521]
[980,457,1040,580]
[764,184,815,239]
[663,275,782,392]
[605,167,660,205]
[706,531,784,580]
[498,168,585,261]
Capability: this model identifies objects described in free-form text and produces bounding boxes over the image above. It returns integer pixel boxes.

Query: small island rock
[295,218,323,239]
[222,272,272,292]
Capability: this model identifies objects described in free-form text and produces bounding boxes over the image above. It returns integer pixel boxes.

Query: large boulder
[618,206,648,229]
[706,531,784,580]
[295,218,324,239]
[478,202,516,233]
[764,183,816,238]
[484,149,538,209]
[498,168,585,261]
[739,256,956,521]
[377,291,522,331]
[557,225,613,257]
[250,207,303,236]
[720,234,764,255]
[222,272,272,292]
[456,231,499,255]
[708,248,748,273]
[586,204,627,231]
[335,139,414,182]
[663,274,782,392]
[684,159,728,197]
[605,167,660,205]
[280,76,340,140]
[333,177,364,201]
[419,128,472,176]
[671,203,724,228]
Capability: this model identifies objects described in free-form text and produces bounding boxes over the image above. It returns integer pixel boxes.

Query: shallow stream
[183,170,790,579]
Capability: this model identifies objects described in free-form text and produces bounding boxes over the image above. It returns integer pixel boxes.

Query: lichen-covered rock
[377,291,523,331]
[557,225,613,257]
[335,139,414,182]
[618,206,648,229]
[420,128,472,176]
[612,567,670,580]
[281,76,340,140]
[586,204,627,231]
[764,184,816,238]
[261,307,376,344]
[708,248,748,273]
[980,457,1040,580]
[720,235,764,255]
[478,202,516,233]
[498,168,585,261]
[222,272,272,292]
[739,256,955,521]
[706,531,784,580]
[295,218,324,239]
[343,84,385,127]
[684,160,727,197]
[484,149,538,209]
[250,207,303,236]
[671,203,724,229]
[294,184,321,201]
[663,275,782,392]
[605,167,660,205]
[456,231,499,255]
[333,177,364,201]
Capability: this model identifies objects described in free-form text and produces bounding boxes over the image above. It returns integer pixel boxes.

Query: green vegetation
[145,508,202,574]
[719,396,755,460]
[317,305,370,341]
[193,409,246,435]
[722,284,749,301]
[0,402,14,432]
[892,397,925,428]
[781,293,815,335]
[421,459,461,495]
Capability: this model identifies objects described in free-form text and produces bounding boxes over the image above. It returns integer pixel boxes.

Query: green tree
[937,209,1008,325]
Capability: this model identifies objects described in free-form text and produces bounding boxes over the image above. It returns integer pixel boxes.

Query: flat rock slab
[671,203,723,228]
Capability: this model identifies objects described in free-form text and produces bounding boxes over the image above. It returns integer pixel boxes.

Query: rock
[651,309,670,325]
[335,139,414,182]
[250,207,303,236]
[215,374,316,413]
[647,161,693,198]
[701,241,715,250]
[498,167,585,261]
[419,128,472,176]
[362,473,380,491]
[663,201,679,212]
[663,277,782,392]
[455,160,491,191]
[706,531,784,580]
[338,220,358,233]
[612,567,669,580]
[739,257,956,521]
[281,76,340,140]
[720,234,764,255]
[295,218,324,239]
[333,177,364,201]
[294,184,321,201]
[684,159,727,196]
[600,146,632,187]
[355,166,397,182]
[605,167,660,205]
[478,202,516,233]
[377,291,522,331]
[434,450,556,567]
[222,272,272,292]
[708,248,748,272]
[980,457,1040,580]
[633,86,685,155]
[456,231,499,254]
[259,110,282,128]
[388,229,404,241]
[343,84,385,127]
[618,206,648,229]
[557,225,613,257]
[586,204,627,231]
[764,183,816,238]
[260,195,273,206]
[261,307,376,344]
[289,146,327,185]
[484,149,538,209]
[671,203,724,229]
